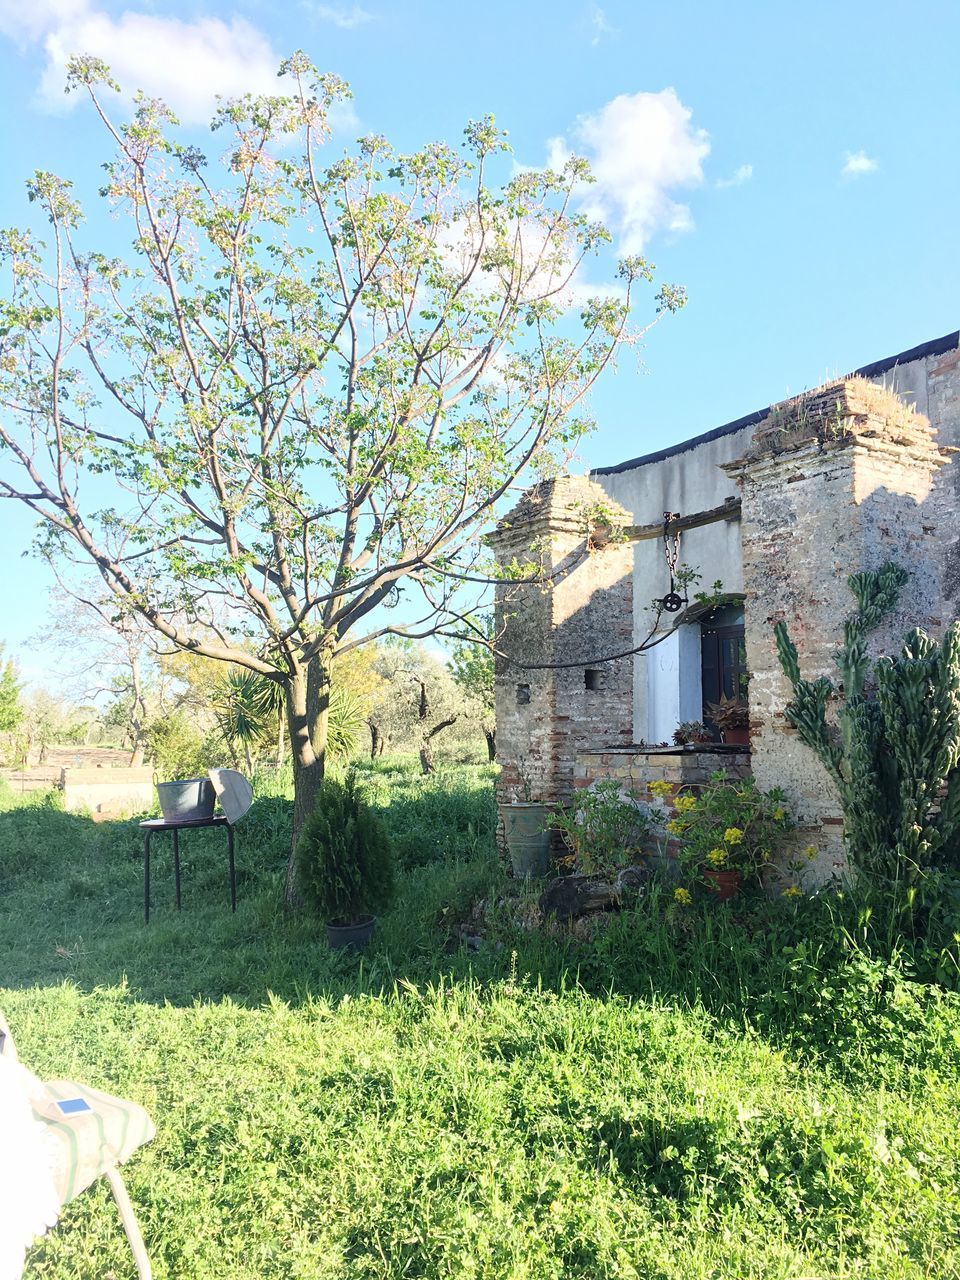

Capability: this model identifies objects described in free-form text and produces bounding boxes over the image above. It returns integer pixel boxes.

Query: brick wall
[489,477,634,818]
[723,376,953,884]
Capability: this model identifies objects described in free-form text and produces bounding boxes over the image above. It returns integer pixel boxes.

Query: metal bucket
[155,777,216,822]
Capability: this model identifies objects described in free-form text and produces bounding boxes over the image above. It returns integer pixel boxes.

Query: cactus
[775,563,960,933]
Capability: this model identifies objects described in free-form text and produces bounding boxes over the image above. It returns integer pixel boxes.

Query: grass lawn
[2,761,960,1279]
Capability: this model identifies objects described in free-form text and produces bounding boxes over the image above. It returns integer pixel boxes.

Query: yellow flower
[649,780,673,799]
[782,884,803,899]
[673,887,693,906]
[706,847,728,868]
[673,795,697,814]
[772,807,785,822]
[723,827,744,845]
[804,844,818,860]
[665,819,687,836]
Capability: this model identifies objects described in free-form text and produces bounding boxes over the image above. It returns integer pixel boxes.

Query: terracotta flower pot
[721,726,750,746]
[703,868,742,901]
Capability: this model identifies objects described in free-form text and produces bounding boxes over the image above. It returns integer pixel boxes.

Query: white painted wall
[645,624,704,743]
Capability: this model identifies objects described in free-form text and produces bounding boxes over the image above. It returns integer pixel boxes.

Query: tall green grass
[2,761,960,1278]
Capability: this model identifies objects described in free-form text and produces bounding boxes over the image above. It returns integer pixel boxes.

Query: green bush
[671,771,793,885]
[295,773,395,923]
[551,780,662,876]
[146,711,225,780]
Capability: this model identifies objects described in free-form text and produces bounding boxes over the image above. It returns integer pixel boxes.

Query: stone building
[490,330,960,878]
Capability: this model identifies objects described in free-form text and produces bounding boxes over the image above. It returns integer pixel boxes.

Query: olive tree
[0,53,683,900]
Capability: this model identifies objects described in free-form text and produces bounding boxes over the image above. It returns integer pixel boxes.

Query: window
[700,606,747,730]
[584,669,603,692]
[516,684,531,705]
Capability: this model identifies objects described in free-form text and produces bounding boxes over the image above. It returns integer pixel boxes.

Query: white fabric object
[0,1056,60,1280]
[208,768,253,824]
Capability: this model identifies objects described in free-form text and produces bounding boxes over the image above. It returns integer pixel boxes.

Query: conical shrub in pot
[295,774,395,948]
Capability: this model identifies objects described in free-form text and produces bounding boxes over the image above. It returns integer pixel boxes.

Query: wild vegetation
[778,563,960,979]
[3,760,960,1278]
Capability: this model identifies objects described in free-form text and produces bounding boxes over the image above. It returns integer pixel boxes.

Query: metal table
[139,815,236,924]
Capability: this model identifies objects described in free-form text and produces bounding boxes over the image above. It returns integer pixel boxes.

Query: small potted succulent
[295,773,395,948]
[705,694,750,746]
[673,771,792,901]
[672,720,711,747]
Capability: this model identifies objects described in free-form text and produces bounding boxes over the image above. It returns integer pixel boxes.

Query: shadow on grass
[2,786,959,1089]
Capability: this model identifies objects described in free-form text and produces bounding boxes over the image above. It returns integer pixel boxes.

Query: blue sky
[1,0,957,687]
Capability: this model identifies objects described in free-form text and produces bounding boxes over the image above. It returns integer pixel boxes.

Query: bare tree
[0,53,683,900]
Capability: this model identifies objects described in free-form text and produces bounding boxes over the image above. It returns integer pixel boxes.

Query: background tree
[0,646,24,764]
[0,647,23,734]
[451,616,496,762]
[0,54,683,900]
[38,586,163,764]
[367,642,466,773]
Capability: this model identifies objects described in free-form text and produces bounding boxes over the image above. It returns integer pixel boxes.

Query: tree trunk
[127,657,148,768]
[285,652,332,909]
[369,720,383,760]
[419,716,458,776]
[485,728,496,763]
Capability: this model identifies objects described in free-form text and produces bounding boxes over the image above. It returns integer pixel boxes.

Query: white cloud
[0,0,87,47]
[436,210,625,315]
[842,149,878,179]
[0,1,355,127]
[307,4,373,28]
[716,162,752,189]
[547,89,710,254]
[589,6,614,46]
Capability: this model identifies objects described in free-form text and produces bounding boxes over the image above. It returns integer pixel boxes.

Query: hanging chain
[658,511,686,613]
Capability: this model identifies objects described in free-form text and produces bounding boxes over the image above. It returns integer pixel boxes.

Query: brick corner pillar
[487,476,634,816]
[722,376,953,882]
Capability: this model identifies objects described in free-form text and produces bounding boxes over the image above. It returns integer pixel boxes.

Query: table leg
[173,829,181,910]
[227,824,236,913]
[144,831,151,925]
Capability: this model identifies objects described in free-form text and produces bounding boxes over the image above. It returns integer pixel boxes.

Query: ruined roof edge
[592,329,960,477]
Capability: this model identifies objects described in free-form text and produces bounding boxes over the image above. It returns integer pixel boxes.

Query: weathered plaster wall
[724,377,951,883]
[61,767,155,816]
[591,332,960,742]
[594,432,748,741]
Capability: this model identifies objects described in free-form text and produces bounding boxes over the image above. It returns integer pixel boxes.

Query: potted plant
[551,780,662,878]
[500,758,553,879]
[672,720,711,747]
[673,771,792,901]
[295,773,395,948]
[705,694,750,746]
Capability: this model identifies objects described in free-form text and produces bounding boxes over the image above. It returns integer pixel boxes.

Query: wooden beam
[624,496,741,543]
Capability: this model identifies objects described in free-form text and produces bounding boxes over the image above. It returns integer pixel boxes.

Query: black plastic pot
[326,916,376,950]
